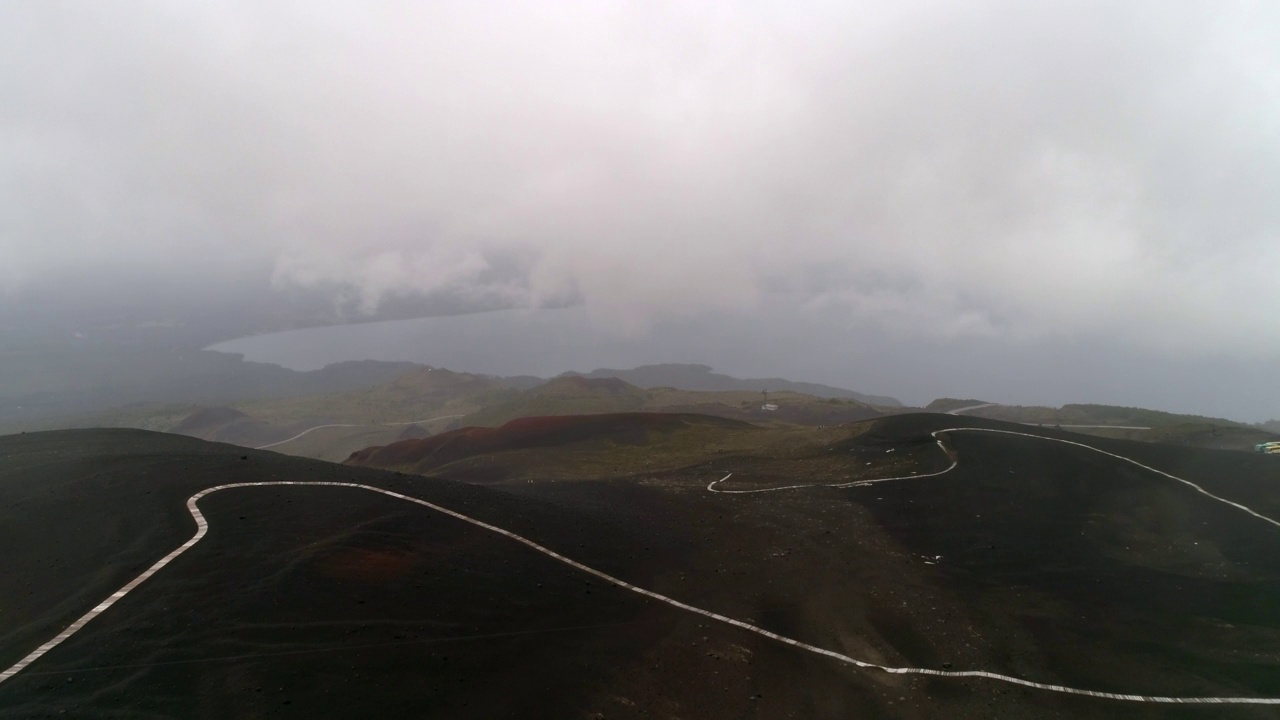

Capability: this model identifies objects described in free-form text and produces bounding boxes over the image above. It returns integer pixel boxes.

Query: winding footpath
[253,415,464,450]
[946,403,1000,415]
[708,427,1280,531]
[943,403,1152,430]
[4,428,1280,705]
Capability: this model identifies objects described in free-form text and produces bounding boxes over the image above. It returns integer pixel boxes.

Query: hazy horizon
[3,2,1278,422]
[209,306,1280,423]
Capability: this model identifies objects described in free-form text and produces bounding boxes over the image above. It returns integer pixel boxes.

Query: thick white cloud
[2,1,1278,354]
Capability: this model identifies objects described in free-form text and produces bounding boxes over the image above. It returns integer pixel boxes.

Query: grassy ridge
[346,412,903,486]
[459,376,884,429]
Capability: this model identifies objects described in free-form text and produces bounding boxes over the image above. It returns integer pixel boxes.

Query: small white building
[761,403,779,411]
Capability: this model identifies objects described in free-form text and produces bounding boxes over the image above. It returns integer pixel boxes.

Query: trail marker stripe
[254,415,464,450]
[707,427,1280,532]
[4,428,1279,703]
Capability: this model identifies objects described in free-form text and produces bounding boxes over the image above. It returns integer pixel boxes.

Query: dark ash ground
[2,414,1279,718]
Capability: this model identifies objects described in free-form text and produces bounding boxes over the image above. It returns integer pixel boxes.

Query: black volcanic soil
[2,416,1280,718]
[0,430,698,718]
[846,416,1280,701]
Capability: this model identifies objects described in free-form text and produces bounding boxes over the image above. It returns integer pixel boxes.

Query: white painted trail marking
[3,460,1280,703]
[946,403,999,415]
[707,432,959,494]
[254,415,464,450]
[708,427,1280,532]
[1054,424,1151,430]
[940,404,1151,430]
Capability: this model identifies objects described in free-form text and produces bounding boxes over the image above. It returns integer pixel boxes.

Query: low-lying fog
[3,2,1278,425]
[210,306,1279,422]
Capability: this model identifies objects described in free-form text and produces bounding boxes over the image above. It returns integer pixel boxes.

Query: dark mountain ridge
[563,363,901,406]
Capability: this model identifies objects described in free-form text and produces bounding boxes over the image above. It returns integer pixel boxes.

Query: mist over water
[209,306,838,378]
[209,307,1279,422]
[4,2,1278,424]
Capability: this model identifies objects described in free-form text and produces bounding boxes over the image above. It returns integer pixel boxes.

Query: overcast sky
[3,2,1279,417]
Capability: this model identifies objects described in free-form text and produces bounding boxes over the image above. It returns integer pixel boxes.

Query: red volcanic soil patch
[347,412,740,470]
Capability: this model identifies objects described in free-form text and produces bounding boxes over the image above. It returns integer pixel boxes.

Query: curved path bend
[946,403,999,415]
[3,429,1280,705]
[707,427,1280,531]
[254,415,464,450]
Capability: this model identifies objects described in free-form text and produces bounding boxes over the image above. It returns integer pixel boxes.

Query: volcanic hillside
[136,372,884,465]
[935,399,1278,451]
[346,411,765,482]
[458,375,886,429]
[5,416,1280,718]
[351,411,1280,715]
[170,406,276,446]
[155,367,515,461]
[566,363,903,406]
[229,366,514,436]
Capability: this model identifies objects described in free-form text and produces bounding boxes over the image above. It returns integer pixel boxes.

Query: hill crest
[346,411,747,472]
[563,363,901,406]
